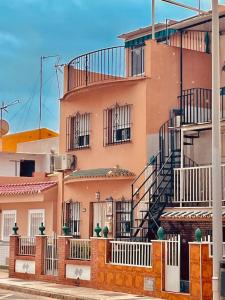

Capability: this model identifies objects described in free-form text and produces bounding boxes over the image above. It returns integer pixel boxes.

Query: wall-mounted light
[95,191,100,201]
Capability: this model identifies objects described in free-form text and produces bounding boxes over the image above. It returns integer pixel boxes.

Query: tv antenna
[0,100,20,138]
[39,55,60,129]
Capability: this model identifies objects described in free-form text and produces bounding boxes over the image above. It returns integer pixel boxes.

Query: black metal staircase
[129,88,213,241]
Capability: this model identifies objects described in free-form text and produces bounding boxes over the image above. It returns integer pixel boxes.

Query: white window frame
[28,209,45,237]
[2,210,17,241]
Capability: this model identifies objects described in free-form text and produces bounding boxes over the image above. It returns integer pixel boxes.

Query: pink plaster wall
[64,178,133,238]
[60,79,148,174]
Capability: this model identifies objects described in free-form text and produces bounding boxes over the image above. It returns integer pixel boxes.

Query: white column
[211,1,223,299]
[152,0,155,40]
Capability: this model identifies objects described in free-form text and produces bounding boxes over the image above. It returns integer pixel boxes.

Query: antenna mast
[0,100,20,138]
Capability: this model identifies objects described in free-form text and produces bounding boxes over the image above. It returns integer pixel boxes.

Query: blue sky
[0,0,220,133]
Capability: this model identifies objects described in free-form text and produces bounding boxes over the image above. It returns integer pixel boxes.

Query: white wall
[0,152,51,177]
[184,129,225,166]
[17,137,59,154]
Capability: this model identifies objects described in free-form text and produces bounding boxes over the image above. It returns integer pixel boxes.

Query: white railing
[110,241,152,267]
[19,237,36,256]
[0,241,9,266]
[174,165,225,207]
[69,239,91,260]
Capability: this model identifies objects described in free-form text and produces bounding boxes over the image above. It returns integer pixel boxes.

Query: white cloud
[0,31,21,47]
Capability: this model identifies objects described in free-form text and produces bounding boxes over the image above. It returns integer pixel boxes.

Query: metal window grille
[66,112,90,150]
[2,211,16,241]
[131,46,145,76]
[115,201,131,239]
[103,104,131,146]
[29,210,44,237]
[64,202,80,236]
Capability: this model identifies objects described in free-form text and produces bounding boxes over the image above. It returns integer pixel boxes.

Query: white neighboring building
[0,137,59,177]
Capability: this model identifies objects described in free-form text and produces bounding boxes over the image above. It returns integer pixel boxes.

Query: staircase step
[184,134,199,139]
[131,226,149,230]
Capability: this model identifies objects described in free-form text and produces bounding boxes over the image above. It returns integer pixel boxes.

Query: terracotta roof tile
[65,168,135,180]
[0,181,57,196]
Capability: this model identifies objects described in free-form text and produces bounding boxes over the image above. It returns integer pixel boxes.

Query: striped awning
[161,210,225,219]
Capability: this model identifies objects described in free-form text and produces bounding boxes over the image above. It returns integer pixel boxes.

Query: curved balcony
[67,45,145,91]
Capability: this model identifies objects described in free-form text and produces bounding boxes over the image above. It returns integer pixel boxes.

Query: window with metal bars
[28,209,45,237]
[63,201,80,237]
[131,45,145,76]
[66,112,90,150]
[2,210,16,241]
[103,104,131,146]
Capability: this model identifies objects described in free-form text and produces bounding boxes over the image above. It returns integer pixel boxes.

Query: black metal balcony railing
[67,45,145,91]
[68,46,126,91]
[179,87,225,125]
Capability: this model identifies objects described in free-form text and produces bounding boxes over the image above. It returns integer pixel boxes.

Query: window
[131,45,144,76]
[63,201,80,236]
[66,113,90,150]
[2,210,16,241]
[28,209,45,237]
[103,104,131,146]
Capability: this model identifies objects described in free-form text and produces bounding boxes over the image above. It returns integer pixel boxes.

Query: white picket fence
[18,237,36,256]
[174,165,225,207]
[69,239,91,260]
[110,241,152,267]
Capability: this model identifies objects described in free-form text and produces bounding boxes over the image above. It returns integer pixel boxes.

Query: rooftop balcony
[67,45,145,92]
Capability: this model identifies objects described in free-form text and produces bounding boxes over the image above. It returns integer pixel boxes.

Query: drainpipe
[180,30,183,99]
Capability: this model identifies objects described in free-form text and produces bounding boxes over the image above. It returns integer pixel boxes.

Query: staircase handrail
[132,151,175,210]
[131,152,160,186]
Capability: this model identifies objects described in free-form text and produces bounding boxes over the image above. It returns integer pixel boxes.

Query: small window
[28,209,45,237]
[131,45,144,76]
[66,113,90,150]
[63,201,80,236]
[2,210,16,241]
[103,104,131,146]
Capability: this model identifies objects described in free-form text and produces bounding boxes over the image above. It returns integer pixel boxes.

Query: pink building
[2,8,225,293]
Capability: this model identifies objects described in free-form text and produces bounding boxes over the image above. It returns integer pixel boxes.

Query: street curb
[0,282,90,300]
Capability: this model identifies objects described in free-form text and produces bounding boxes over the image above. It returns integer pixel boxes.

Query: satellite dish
[0,120,9,136]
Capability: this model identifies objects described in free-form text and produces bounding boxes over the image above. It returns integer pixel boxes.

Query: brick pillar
[35,235,47,276]
[9,235,20,277]
[90,237,113,289]
[190,242,212,300]
[189,242,202,300]
[58,236,72,279]
[151,240,165,294]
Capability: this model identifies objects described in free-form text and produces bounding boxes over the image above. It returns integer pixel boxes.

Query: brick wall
[9,235,213,300]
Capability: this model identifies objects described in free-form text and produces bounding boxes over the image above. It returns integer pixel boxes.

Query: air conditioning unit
[53,154,76,171]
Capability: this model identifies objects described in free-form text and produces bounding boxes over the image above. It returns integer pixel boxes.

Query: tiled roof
[161,210,225,219]
[0,181,57,196]
[65,168,135,180]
